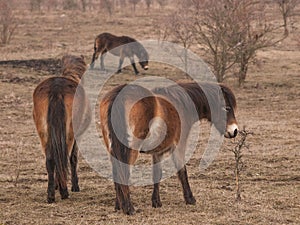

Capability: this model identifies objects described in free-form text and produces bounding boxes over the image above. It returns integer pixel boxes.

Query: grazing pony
[33,55,91,203]
[99,82,238,215]
[90,32,149,75]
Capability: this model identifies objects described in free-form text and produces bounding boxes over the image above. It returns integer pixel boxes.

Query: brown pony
[33,55,91,203]
[90,32,149,75]
[99,81,238,215]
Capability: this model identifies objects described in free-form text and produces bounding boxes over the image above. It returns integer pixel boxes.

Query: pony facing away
[99,82,238,215]
[90,32,149,75]
[33,55,91,203]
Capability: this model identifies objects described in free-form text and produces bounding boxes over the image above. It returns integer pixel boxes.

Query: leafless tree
[274,0,300,36]
[128,0,141,12]
[63,0,78,10]
[100,0,115,16]
[0,1,18,45]
[160,7,194,73]
[81,0,87,11]
[144,0,153,12]
[190,0,286,85]
[45,0,59,11]
[226,0,285,86]
[156,0,168,9]
[30,0,43,11]
[192,0,237,82]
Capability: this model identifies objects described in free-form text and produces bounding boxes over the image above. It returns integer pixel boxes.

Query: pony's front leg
[117,56,125,73]
[46,158,55,203]
[90,50,99,69]
[172,149,196,205]
[70,142,80,192]
[100,53,106,71]
[129,57,139,75]
[152,153,163,208]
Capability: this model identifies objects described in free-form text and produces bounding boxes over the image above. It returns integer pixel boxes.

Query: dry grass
[0,7,299,225]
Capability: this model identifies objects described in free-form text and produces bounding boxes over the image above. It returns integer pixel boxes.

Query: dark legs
[90,49,106,70]
[46,155,69,203]
[172,149,196,205]
[152,154,163,208]
[112,154,135,215]
[117,56,124,73]
[117,56,139,75]
[46,158,55,203]
[70,142,80,192]
[100,53,106,71]
[114,182,135,215]
[90,49,99,69]
[129,57,139,75]
[45,142,80,203]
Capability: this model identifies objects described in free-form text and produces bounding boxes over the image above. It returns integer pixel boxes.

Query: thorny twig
[229,127,253,201]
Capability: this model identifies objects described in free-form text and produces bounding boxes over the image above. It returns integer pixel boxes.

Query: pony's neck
[134,42,147,60]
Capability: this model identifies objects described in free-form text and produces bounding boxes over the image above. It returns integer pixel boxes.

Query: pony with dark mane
[99,81,238,215]
[90,32,149,75]
[33,55,91,203]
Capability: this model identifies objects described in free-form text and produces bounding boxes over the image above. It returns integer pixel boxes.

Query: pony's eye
[223,106,231,112]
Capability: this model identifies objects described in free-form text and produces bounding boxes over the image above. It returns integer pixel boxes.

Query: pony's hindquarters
[33,77,85,203]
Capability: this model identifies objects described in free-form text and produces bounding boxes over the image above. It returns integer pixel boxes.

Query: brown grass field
[0,6,299,225]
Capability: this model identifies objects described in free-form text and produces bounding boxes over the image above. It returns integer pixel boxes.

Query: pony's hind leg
[152,153,163,208]
[46,157,55,203]
[172,149,196,205]
[70,142,80,192]
[114,182,135,215]
[111,154,135,215]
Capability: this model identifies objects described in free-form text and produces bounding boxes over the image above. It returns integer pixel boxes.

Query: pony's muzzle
[224,124,238,138]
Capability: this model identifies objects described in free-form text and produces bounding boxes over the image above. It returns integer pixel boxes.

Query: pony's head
[218,84,238,138]
[134,43,149,70]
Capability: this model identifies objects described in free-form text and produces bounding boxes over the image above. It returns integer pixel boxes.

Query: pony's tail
[107,90,131,185]
[46,93,68,188]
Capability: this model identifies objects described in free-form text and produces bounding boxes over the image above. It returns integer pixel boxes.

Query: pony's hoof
[47,197,55,203]
[152,199,162,208]
[122,203,135,215]
[71,186,80,192]
[185,196,196,205]
[60,189,69,200]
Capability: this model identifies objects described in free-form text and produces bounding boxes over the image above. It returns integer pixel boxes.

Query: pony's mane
[61,55,87,81]
[120,35,137,44]
[153,82,236,118]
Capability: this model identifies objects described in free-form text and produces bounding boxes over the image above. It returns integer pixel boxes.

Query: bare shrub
[274,0,300,36]
[30,0,43,11]
[0,1,18,46]
[160,6,194,73]
[129,0,141,12]
[145,0,153,11]
[156,0,168,9]
[228,128,253,201]
[192,0,237,82]
[190,0,286,85]
[63,0,78,10]
[100,0,115,16]
[45,0,59,11]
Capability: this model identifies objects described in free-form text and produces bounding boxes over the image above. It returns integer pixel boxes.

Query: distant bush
[0,1,18,46]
